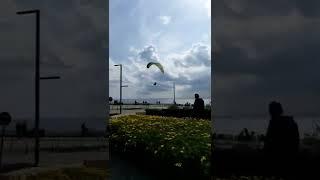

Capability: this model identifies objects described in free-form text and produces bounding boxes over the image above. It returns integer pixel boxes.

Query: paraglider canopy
[147,62,164,74]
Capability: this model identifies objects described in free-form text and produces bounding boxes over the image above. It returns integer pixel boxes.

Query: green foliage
[110,115,211,176]
[168,104,179,110]
[145,108,211,119]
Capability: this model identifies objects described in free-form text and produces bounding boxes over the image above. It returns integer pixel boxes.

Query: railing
[1,137,108,153]
[110,104,173,115]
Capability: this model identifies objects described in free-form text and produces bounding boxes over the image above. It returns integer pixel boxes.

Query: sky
[109,0,211,100]
[0,0,107,131]
[213,0,320,117]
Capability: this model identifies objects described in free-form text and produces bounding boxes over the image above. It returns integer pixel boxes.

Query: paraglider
[147,62,164,74]
[147,62,163,87]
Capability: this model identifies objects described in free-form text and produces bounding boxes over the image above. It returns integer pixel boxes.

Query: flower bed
[109,115,211,178]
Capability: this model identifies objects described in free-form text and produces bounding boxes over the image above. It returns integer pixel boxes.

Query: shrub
[145,108,211,119]
[168,104,179,110]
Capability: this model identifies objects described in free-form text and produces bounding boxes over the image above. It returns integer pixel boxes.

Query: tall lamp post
[17,9,60,167]
[114,64,128,114]
[173,81,176,104]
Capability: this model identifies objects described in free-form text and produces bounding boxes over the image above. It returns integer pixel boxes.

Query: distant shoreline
[110,98,211,105]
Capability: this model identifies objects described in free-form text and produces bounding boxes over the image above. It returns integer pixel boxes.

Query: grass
[109,115,211,177]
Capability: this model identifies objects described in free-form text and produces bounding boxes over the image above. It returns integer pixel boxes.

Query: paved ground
[0,137,167,179]
[0,137,154,179]
[1,137,109,169]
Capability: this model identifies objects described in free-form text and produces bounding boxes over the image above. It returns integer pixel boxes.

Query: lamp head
[17,9,39,15]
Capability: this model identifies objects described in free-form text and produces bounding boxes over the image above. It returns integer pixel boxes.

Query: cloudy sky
[213,0,320,116]
[109,0,211,100]
[0,0,107,130]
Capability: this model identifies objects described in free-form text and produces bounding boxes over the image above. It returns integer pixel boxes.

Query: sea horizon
[3,117,106,135]
[214,116,320,138]
[112,98,211,105]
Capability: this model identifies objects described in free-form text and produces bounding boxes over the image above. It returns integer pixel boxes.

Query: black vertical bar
[120,65,122,114]
[0,126,5,168]
[34,10,40,167]
[173,82,175,104]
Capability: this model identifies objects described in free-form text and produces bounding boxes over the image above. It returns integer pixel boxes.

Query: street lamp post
[173,81,176,104]
[114,64,128,114]
[17,9,60,167]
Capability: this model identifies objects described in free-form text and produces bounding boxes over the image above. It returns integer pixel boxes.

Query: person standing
[264,101,299,154]
[193,93,204,118]
[263,101,300,177]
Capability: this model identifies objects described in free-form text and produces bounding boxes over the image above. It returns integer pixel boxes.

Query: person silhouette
[264,101,299,153]
[81,123,88,137]
[263,101,300,176]
[193,93,204,118]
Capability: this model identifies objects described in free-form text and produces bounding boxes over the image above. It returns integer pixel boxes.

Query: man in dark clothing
[264,101,300,177]
[264,101,300,154]
[193,94,205,118]
[193,94,205,111]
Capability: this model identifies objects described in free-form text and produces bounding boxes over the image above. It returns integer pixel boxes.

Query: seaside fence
[1,137,108,153]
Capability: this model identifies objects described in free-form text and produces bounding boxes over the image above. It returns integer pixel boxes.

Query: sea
[214,116,320,138]
[4,117,106,136]
[6,96,317,139]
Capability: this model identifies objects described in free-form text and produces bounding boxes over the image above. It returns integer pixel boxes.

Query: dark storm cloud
[214,0,320,18]
[0,0,107,120]
[213,0,320,116]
